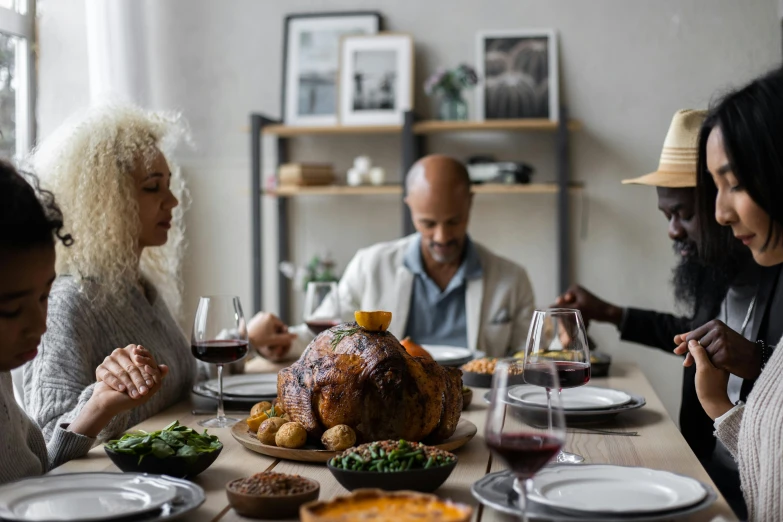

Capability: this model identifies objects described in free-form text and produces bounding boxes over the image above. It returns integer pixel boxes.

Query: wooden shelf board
[261,124,402,137]
[265,183,581,197]
[412,119,582,134]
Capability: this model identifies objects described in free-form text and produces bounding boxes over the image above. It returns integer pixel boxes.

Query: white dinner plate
[508,385,632,410]
[528,464,708,515]
[422,345,482,366]
[201,373,277,398]
[0,473,177,522]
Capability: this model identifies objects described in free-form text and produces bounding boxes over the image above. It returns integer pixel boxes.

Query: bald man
[291,154,535,358]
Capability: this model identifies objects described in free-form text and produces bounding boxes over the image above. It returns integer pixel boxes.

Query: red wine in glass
[525,361,591,389]
[306,319,339,335]
[191,340,249,364]
[486,434,563,478]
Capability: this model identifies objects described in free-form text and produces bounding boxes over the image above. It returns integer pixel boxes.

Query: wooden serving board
[231,418,478,463]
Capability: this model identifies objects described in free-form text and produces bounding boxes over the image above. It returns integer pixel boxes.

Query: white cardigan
[293,235,536,358]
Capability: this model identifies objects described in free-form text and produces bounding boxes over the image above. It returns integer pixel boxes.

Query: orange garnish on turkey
[354,311,392,332]
[401,337,433,360]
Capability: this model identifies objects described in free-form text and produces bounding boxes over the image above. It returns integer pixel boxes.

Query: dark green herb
[329,324,362,349]
[329,440,456,472]
[105,420,222,465]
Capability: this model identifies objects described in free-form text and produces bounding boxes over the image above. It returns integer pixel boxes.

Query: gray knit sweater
[0,372,94,484]
[714,335,783,522]
[23,276,197,442]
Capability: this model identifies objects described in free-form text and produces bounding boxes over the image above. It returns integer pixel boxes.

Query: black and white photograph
[283,12,381,126]
[476,30,559,121]
[339,33,413,126]
[351,50,397,111]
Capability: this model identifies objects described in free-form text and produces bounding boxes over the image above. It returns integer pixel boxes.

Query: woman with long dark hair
[687,67,783,521]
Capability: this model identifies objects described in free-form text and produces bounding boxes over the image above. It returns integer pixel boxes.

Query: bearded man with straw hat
[556,109,781,520]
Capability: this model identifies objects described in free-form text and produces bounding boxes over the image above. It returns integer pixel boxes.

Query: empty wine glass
[191,295,249,428]
[303,281,341,335]
[486,359,566,522]
[523,308,591,463]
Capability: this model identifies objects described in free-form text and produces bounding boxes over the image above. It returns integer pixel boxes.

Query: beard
[671,239,748,319]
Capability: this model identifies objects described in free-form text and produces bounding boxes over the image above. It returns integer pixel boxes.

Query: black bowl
[104,444,223,478]
[326,457,458,493]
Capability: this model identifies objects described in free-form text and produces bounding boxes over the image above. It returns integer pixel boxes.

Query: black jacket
[619,307,715,461]
[619,263,782,463]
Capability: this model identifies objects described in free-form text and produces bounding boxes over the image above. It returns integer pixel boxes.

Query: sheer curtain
[85,0,150,105]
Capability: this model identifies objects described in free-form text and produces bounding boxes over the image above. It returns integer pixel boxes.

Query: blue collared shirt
[402,234,483,347]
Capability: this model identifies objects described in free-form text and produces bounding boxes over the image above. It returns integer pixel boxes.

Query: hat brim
[621,170,695,188]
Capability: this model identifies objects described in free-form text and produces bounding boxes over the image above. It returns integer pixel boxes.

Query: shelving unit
[249,110,580,323]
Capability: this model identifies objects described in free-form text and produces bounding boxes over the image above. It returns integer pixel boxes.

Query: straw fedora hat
[622,109,707,188]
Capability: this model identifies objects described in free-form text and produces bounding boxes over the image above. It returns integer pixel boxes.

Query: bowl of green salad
[104,420,223,478]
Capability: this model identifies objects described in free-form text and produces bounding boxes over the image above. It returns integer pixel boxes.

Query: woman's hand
[95,345,165,398]
[69,365,169,438]
[686,339,734,420]
[673,320,761,379]
[248,312,298,362]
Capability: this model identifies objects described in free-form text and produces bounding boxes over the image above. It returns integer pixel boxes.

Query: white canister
[347,167,364,186]
[353,155,372,173]
[368,166,386,186]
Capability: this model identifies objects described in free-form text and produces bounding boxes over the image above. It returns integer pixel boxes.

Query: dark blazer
[618,263,782,462]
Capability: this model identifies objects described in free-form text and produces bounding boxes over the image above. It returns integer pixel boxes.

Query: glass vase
[438,94,468,121]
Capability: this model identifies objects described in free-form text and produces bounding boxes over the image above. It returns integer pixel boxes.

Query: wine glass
[523,308,591,463]
[191,295,249,428]
[304,281,341,335]
[486,359,566,522]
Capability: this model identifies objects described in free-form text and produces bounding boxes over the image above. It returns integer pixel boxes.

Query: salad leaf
[105,420,222,464]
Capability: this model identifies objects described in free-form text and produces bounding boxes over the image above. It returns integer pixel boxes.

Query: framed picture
[338,33,414,127]
[282,11,381,127]
[475,29,559,122]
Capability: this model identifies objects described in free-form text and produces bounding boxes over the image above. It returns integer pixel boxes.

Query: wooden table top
[51,362,737,521]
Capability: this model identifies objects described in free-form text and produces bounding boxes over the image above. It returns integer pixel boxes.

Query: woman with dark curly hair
[0,160,168,484]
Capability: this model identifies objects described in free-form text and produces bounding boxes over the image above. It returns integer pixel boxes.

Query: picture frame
[282,11,382,127]
[338,33,414,127]
[475,29,559,122]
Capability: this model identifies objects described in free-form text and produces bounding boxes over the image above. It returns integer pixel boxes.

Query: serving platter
[231,418,477,463]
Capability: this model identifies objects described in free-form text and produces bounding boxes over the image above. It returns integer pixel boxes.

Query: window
[0,0,33,160]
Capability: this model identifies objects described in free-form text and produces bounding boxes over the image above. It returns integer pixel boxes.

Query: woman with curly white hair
[22,104,295,441]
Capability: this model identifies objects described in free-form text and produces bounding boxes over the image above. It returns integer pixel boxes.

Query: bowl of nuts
[460,357,525,388]
[226,472,319,519]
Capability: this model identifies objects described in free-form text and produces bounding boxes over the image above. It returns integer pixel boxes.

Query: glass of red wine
[304,281,341,335]
[523,308,591,464]
[191,295,249,428]
[486,359,566,522]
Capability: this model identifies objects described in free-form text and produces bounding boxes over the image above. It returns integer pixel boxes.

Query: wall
[36,0,781,422]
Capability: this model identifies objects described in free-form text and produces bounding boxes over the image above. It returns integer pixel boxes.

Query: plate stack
[485,385,647,423]
[472,465,716,521]
[192,374,277,407]
[0,472,205,521]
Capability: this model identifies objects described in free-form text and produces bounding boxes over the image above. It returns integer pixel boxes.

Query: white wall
[37,0,781,422]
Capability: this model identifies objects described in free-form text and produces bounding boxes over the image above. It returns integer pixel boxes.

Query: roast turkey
[277,323,462,442]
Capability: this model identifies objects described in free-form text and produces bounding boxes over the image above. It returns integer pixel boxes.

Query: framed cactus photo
[475,29,559,122]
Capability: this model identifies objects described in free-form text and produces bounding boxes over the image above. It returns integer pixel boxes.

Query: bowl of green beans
[326,440,458,493]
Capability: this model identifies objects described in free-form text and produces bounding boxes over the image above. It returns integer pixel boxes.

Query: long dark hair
[0,159,72,250]
[696,67,783,264]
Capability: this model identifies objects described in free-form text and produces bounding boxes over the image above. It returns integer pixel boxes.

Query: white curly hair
[29,103,191,318]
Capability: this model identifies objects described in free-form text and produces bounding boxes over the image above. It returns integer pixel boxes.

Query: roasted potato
[257,417,289,446]
[251,401,273,417]
[321,425,356,451]
[275,422,307,449]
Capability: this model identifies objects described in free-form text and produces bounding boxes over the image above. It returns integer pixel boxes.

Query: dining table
[50,359,738,522]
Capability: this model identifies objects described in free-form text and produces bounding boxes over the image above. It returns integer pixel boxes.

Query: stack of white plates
[496,385,647,423]
[422,345,483,367]
[472,465,716,521]
[192,374,278,404]
[0,472,204,521]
